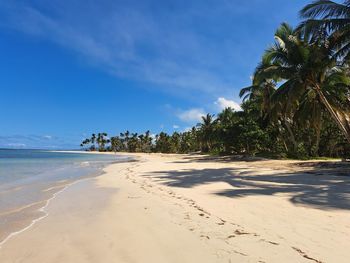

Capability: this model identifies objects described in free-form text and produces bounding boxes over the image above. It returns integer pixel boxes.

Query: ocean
[0,149,128,245]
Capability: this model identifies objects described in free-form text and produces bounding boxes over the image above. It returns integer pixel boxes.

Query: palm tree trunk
[282,139,289,152]
[314,125,321,157]
[314,84,350,143]
[282,119,298,152]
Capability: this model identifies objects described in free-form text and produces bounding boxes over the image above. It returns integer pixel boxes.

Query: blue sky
[0,0,310,149]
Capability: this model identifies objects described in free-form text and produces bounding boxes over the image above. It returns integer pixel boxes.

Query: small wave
[0,201,44,216]
[79,161,90,167]
[42,184,67,192]
[0,181,74,249]
[0,185,23,195]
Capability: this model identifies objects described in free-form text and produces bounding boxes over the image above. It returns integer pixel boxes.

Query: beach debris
[234,229,250,235]
[127,195,141,199]
[292,247,324,263]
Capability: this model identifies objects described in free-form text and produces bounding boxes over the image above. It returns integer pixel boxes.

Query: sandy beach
[0,153,349,262]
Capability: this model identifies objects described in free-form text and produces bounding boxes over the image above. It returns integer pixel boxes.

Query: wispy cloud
[0,0,258,100]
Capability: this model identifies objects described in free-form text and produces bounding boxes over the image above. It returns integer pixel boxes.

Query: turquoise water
[0,149,122,185]
[0,149,127,244]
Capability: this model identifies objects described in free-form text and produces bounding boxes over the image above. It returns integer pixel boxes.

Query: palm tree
[146,131,153,150]
[90,133,96,151]
[216,108,239,153]
[128,133,139,152]
[80,138,91,149]
[155,132,171,153]
[96,133,109,151]
[198,113,216,152]
[120,130,130,151]
[299,0,350,60]
[255,23,350,143]
[110,136,123,153]
[141,130,153,152]
[170,132,181,153]
[240,79,276,118]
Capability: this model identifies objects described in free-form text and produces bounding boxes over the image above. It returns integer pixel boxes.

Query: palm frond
[300,0,350,19]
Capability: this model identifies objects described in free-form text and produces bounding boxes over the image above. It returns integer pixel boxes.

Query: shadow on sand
[171,155,269,164]
[145,165,350,210]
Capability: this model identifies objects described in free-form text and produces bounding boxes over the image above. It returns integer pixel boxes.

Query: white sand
[0,153,349,262]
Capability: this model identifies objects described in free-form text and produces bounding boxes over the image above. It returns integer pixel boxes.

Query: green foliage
[80,1,350,159]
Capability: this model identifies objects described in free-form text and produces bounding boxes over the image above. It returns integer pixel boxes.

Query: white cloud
[43,135,52,139]
[177,108,205,123]
[214,97,241,111]
[173,125,179,129]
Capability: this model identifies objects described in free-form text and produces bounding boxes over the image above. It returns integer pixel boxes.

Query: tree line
[81,1,350,159]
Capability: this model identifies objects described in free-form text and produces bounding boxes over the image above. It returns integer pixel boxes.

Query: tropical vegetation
[81,1,350,159]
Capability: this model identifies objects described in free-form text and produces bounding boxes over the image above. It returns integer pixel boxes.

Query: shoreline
[0,174,105,248]
[0,153,349,262]
[0,181,72,248]
[0,152,133,248]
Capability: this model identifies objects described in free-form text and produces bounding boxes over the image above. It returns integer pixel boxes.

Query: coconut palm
[197,113,216,152]
[170,132,181,153]
[128,133,139,152]
[299,0,350,59]
[239,80,276,118]
[96,133,109,151]
[80,138,90,149]
[90,133,96,151]
[155,132,171,153]
[255,22,350,143]
[120,130,130,151]
[216,107,239,153]
[110,136,123,153]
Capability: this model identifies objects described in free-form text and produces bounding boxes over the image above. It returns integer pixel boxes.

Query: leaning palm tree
[299,0,350,60]
[255,23,350,143]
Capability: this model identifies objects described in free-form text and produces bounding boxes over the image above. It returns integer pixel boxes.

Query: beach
[0,153,349,262]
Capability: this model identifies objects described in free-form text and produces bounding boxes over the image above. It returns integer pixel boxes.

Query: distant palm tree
[170,132,181,153]
[110,136,122,153]
[128,133,139,152]
[90,133,96,151]
[155,132,171,153]
[120,130,130,151]
[144,130,153,152]
[80,138,90,149]
[96,133,108,151]
[198,113,216,152]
